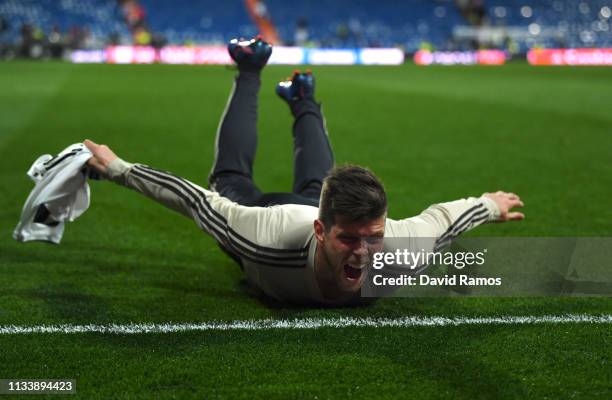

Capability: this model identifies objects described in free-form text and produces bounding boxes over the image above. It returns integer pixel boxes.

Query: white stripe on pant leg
[210,79,238,181]
[0,315,610,334]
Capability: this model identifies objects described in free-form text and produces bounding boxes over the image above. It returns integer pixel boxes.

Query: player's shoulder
[384,217,403,237]
[384,216,433,238]
[274,203,319,219]
[267,204,318,248]
[273,203,319,232]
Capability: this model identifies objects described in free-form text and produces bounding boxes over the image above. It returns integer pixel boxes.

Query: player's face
[315,215,386,293]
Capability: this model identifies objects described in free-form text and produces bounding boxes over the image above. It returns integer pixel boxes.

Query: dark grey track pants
[208,70,334,207]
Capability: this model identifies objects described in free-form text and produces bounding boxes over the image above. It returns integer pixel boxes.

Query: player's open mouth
[344,264,363,281]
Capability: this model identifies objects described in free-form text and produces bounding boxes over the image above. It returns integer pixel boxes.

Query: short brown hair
[318,164,387,229]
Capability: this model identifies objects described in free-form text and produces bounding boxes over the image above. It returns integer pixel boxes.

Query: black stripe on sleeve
[434,205,489,251]
[130,168,228,246]
[437,204,485,242]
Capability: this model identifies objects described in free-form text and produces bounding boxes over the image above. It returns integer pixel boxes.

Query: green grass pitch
[0,62,611,399]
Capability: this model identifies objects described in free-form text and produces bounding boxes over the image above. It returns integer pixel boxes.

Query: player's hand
[482,191,525,222]
[83,139,118,175]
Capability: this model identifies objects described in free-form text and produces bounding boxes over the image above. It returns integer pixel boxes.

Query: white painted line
[0,315,610,335]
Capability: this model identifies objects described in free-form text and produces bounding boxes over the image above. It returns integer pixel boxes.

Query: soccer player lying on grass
[84,37,524,305]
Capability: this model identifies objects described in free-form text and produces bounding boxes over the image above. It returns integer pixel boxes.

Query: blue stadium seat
[486,0,611,50]
[139,0,255,44]
[0,0,129,44]
[265,0,463,51]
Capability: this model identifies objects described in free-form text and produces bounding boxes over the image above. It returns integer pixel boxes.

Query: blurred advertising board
[71,46,404,65]
[414,50,507,65]
[527,48,612,66]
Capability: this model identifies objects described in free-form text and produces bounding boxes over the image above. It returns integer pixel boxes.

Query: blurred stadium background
[1,0,611,64]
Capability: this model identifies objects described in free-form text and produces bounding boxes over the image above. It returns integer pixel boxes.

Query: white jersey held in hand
[13,143,93,244]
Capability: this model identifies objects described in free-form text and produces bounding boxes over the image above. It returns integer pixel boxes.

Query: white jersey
[14,143,92,244]
[105,158,500,305]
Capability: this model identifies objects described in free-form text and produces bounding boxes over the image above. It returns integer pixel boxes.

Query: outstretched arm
[385,191,524,248]
[83,140,314,265]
